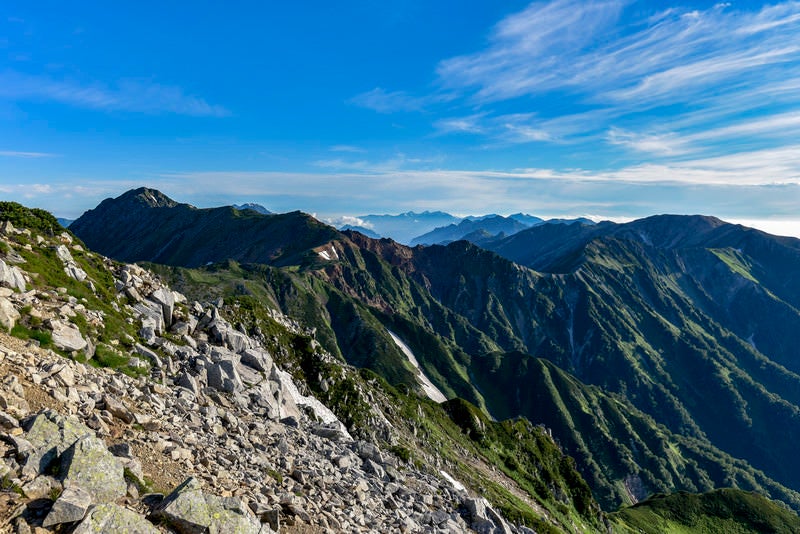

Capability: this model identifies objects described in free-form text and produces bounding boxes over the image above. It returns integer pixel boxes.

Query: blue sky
[2,1,800,236]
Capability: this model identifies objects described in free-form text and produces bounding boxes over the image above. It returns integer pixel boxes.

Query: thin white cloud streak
[330,145,366,153]
[607,111,800,155]
[313,153,442,172]
[433,114,488,135]
[0,70,229,117]
[606,128,689,156]
[0,150,56,158]
[349,88,428,113]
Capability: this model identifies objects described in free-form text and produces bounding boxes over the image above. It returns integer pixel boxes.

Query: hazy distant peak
[233,203,271,215]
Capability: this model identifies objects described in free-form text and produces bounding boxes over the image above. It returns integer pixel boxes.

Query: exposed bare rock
[148,287,175,328]
[48,319,88,353]
[59,433,127,503]
[0,259,26,292]
[0,296,20,330]
[54,245,88,281]
[43,485,93,527]
[151,477,264,534]
[20,409,91,478]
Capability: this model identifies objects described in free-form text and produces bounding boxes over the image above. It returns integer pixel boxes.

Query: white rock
[50,320,88,352]
[0,297,20,330]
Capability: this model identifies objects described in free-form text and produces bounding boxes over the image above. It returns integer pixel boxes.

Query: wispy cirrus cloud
[359,1,800,159]
[0,150,57,158]
[349,87,455,113]
[436,0,800,107]
[0,70,229,117]
[329,145,366,153]
[349,88,429,113]
[606,128,689,156]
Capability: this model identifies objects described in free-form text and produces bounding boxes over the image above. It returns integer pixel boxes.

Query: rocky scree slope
[0,205,537,533]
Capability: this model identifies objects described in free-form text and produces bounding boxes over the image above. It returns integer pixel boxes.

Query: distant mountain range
[346,211,594,245]
[350,211,461,244]
[410,215,531,246]
[71,187,800,516]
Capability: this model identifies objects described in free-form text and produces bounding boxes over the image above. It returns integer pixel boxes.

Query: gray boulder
[240,348,273,373]
[133,301,165,334]
[151,477,263,534]
[207,359,244,394]
[134,343,162,368]
[49,320,88,352]
[65,263,88,282]
[462,497,513,534]
[103,394,135,424]
[73,503,161,534]
[60,433,127,503]
[0,259,25,291]
[149,288,175,327]
[43,486,93,527]
[55,244,74,263]
[21,410,91,478]
[0,296,20,330]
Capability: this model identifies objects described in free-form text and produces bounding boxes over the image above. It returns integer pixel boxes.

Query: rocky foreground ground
[0,222,520,533]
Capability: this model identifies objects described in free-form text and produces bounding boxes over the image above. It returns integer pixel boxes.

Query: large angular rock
[103,394,135,424]
[207,359,244,394]
[55,244,75,263]
[49,320,88,352]
[22,410,91,478]
[60,433,126,503]
[54,245,88,281]
[225,328,251,353]
[134,343,162,368]
[65,263,88,282]
[149,288,175,327]
[0,220,16,234]
[132,301,165,334]
[462,497,513,534]
[43,486,92,527]
[0,259,25,291]
[270,368,302,421]
[0,296,20,330]
[73,503,161,534]
[240,348,273,373]
[151,477,263,534]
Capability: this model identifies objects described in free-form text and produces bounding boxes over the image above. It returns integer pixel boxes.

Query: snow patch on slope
[440,470,466,492]
[275,368,352,440]
[387,330,447,403]
[317,245,340,261]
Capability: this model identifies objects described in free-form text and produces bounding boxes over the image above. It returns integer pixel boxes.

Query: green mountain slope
[71,189,800,515]
[609,488,800,534]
